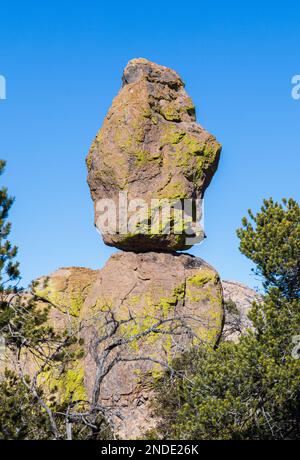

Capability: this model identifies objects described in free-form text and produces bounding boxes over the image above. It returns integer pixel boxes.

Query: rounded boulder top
[122,58,184,88]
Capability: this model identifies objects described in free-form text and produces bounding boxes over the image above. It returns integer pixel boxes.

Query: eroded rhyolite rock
[81,251,224,438]
[30,267,99,402]
[34,252,224,439]
[87,58,222,251]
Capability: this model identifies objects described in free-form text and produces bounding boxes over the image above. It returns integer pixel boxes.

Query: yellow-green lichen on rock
[30,267,98,405]
[12,253,224,439]
[38,361,86,405]
[79,251,224,438]
[86,58,221,251]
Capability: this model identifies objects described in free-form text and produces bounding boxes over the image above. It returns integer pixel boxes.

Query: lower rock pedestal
[34,251,224,439]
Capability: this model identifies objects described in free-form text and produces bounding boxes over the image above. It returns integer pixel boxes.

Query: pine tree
[0,161,112,439]
[151,198,300,440]
[237,198,300,299]
[0,160,20,295]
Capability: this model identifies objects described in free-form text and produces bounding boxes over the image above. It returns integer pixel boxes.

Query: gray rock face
[221,280,262,342]
[86,58,221,251]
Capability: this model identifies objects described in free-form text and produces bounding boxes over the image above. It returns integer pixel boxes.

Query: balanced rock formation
[35,252,224,438]
[7,59,226,440]
[87,58,222,251]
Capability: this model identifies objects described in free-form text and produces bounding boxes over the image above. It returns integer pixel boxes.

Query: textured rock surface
[1,267,99,402]
[221,280,262,342]
[81,251,224,438]
[87,58,222,251]
[31,253,224,439]
[32,267,99,402]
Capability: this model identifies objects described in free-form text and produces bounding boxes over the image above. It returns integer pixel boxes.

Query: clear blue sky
[0,1,299,289]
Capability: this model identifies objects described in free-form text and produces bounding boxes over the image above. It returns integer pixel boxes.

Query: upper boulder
[87,58,221,251]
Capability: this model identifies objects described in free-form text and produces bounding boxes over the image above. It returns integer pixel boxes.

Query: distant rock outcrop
[86,58,221,251]
[221,280,263,342]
